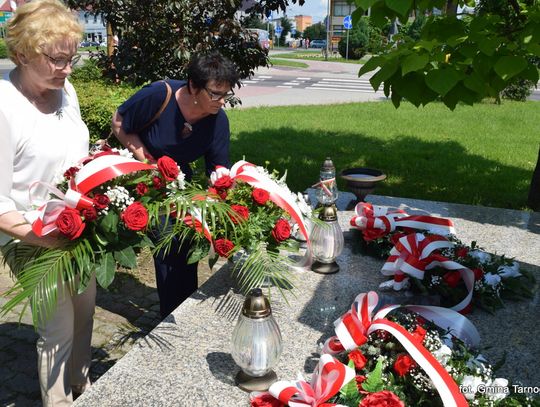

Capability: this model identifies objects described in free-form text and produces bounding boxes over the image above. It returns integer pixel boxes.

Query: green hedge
[71,61,138,143]
[0,39,8,59]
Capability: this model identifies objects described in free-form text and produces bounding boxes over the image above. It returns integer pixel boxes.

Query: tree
[279,16,293,42]
[65,0,304,85]
[303,22,326,40]
[354,0,540,210]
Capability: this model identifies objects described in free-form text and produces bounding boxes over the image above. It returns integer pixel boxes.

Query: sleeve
[0,109,17,216]
[117,81,168,134]
[64,79,82,117]
[204,110,231,176]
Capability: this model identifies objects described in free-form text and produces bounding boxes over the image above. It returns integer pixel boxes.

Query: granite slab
[75,195,540,406]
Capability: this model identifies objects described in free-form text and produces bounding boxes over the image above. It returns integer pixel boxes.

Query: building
[329,0,357,38]
[77,10,107,44]
[294,15,312,32]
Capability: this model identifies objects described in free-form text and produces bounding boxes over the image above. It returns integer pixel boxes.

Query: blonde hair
[6,0,83,65]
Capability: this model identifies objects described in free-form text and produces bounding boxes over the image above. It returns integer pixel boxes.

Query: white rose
[484,273,502,287]
[461,375,483,400]
[487,378,509,401]
[209,166,230,185]
[469,250,492,263]
[498,261,521,278]
[432,344,452,366]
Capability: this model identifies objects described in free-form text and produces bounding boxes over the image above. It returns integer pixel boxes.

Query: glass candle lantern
[231,288,283,392]
[310,204,344,274]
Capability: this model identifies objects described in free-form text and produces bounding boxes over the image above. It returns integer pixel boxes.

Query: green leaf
[385,0,412,17]
[521,64,540,83]
[425,67,463,96]
[478,37,500,56]
[99,211,119,234]
[494,56,528,81]
[113,246,138,269]
[95,252,116,289]
[526,42,540,57]
[340,359,359,398]
[402,54,429,76]
[358,55,382,77]
[361,358,385,393]
[463,71,487,94]
[187,245,208,264]
[208,253,219,270]
[369,58,399,91]
[356,0,379,12]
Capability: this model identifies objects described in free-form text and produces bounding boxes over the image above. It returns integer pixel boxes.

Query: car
[310,39,327,49]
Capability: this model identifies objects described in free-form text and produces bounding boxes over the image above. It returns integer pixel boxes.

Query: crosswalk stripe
[296,77,311,80]
[277,85,293,88]
[320,78,372,83]
[314,83,376,90]
[309,87,375,93]
[258,75,272,79]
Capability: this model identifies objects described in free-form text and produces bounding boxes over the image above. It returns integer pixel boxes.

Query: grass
[269,58,309,68]
[227,100,539,210]
[271,50,368,64]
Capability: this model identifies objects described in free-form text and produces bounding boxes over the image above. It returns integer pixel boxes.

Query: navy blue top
[118,80,230,179]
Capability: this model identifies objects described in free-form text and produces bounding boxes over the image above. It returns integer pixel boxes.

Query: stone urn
[340,167,386,208]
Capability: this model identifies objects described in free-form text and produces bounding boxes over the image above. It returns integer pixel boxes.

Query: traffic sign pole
[346,30,349,60]
[343,15,353,60]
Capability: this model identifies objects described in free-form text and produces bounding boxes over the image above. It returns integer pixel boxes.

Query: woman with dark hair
[111,51,239,319]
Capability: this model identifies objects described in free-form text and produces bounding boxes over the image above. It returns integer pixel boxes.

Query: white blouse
[0,71,89,245]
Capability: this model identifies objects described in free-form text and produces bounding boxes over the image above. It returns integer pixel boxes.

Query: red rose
[411,325,427,343]
[348,349,367,370]
[136,182,149,196]
[443,271,461,288]
[250,392,285,407]
[63,166,79,180]
[81,206,98,222]
[472,267,484,281]
[214,175,234,190]
[359,391,405,407]
[55,207,85,240]
[214,238,235,258]
[393,354,416,377]
[230,205,249,224]
[121,202,149,231]
[153,176,165,190]
[456,247,469,258]
[362,228,387,242]
[355,375,367,391]
[252,188,270,205]
[157,156,179,181]
[93,194,110,210]
[271,219,291,242]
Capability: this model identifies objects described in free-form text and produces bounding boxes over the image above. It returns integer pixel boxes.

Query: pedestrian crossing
[241,75,379,93]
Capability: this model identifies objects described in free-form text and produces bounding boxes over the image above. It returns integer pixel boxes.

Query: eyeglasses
[204,87,235,102]
[42,53,81,70]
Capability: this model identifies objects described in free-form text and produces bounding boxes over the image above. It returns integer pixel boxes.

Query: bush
[400,14,427,41]
[501,79,535,101]
[70,77,138,143]
[338,17,370,59]
[70,58,104,82]
[0,39,8,59]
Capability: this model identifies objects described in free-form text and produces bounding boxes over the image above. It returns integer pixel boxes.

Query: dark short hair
[187,51,239,92]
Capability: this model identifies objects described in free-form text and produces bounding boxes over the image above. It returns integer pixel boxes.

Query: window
[333,0,353,17]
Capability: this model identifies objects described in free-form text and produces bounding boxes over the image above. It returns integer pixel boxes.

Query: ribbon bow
[322,291,479,407]
[350,202,455,241]
[27,153,155,237]
[269,354,355,407]
[381,233,475,312]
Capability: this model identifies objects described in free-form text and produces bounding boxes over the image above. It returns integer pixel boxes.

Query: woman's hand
[0,212,67,249]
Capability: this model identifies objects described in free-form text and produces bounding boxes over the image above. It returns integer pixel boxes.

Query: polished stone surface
[75,195,540,406]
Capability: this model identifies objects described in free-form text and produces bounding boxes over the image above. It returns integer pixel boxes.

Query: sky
[283,0,328,24]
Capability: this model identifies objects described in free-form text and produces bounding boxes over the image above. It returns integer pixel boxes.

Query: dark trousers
[153,236,198,319]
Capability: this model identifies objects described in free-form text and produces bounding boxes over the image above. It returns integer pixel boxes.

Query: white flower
[498,261,521,278]
[484,273,501,287]
[115,148,134,159]
[469,250,492,263]
[209,166,230,185]
[175,171,186,190]
[296,192,312,217]
[461,375,483,400]
[432,344,452,366]
[487,378,509,401]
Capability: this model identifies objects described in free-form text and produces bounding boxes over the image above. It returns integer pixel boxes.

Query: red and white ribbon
[350,202,455,238]
[381,233,475,312]
[269,354,355,407]
[229,160,310,243]
[28,154,155,237]
[323,292,478,407]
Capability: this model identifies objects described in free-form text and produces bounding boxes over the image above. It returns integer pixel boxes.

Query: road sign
[275,25,282,35]
[343,15,353,30]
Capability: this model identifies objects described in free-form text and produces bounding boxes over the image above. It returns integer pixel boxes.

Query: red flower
[393,354,416,377]
[456,247,469,258]
[252,188,270,205]
[230,205,249,224]
[157,156,179,181]
[63,166,79,180]
[355,375,367,391]
[93,194,110,210]
[459,303,473,315]
[81,206,98,222]
[348,349,367,370]
[362,228,387,242]
[472,267,484,281]
[327,337,345,353]
[250,392,285,407]
[359,390,405,407]
[214,238,235,258]
[411,325,427,343]
[271,219,291,242]
[136,182,149,196]
[55,208,85,240]
[214,175,234,190]
[443,271,461,288]
[153,176,165,190]
[121,202,149,231]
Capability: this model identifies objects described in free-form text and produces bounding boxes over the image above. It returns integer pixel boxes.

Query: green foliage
[338,17,384,59]
[355,0,540,109]
[279,16,293,40]
[0,39,8,59]
[501,79,535,101]
[400,13,427,41]
[303,22,327,40]
[66,0,274,85]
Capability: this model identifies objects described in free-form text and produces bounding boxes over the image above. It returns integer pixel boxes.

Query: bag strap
[134,80,173,133]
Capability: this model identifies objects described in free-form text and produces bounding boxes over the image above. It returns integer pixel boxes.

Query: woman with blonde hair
[0,1,94,405]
